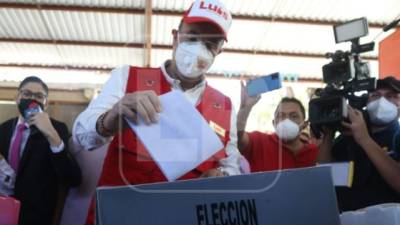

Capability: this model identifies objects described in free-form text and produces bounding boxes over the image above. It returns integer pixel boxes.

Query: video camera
[309,18,376,138]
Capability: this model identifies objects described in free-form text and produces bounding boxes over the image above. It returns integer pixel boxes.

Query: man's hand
[341,106,371,145]
[240,80,261,109]
[28,112,62,147]
[100,90,162,135]
[299,130,311,144]
[237,80,261,150]
[316,126,336,163]
[201,168,226,178]
[311,126,335,146]
[108,90,162,124]
[298,121,312,144]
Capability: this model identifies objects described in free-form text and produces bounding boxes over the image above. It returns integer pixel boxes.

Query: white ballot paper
[126,90,224,181]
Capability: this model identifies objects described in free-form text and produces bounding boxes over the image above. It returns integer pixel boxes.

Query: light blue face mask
[367,97,399,125]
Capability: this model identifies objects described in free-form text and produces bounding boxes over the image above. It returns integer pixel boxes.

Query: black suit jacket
[0,117,81,225]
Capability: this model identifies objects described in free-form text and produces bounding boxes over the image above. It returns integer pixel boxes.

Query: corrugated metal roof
[0,9,48,39]
[3,0,398,24]
[1,40,379,80]
[151,14,387,56]
[0,9,145,43]
[0,0,397,82]
[150,49,379,79]
[227,0,400,24]
[0,8,389,57]
[0,43,144,68]
[151,15,180,45]
[0,0,145,8]
[43,11,145,43]
[151,0,400,24]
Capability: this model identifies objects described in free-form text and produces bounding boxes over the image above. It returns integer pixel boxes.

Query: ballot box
[95,166,340,225]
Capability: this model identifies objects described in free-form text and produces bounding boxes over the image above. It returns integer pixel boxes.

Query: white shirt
[73,61,241,175]
[0,157,15,196]
[8,117,64,158]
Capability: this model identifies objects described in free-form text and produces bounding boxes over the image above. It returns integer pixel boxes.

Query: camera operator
[318,76,400,211]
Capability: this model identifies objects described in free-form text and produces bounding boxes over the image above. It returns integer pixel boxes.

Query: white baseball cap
[183,0,232,41]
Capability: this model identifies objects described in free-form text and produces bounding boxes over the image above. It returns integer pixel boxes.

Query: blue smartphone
[246,72,282,97]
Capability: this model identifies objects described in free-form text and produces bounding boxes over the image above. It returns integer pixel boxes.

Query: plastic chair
[0,195,20,225]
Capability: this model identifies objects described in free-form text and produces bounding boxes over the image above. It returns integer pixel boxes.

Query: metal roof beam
[0,86,91,104]
[0,63,322,82]
[0,2,387,28]
[0,2,145,14]
[144,0,152,67]
[0,63,113,72]
[0,38,378,60]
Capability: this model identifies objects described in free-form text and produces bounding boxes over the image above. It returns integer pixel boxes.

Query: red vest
[85,67,233,225]
[98,66,232,186]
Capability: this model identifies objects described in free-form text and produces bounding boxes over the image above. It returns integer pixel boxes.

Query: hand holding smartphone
[246,72,282,97]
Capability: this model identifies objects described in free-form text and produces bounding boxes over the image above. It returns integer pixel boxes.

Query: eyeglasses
[178,33,224,56]
[19,89,47,102]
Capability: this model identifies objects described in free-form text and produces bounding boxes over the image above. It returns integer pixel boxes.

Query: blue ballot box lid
[96,166,340,225]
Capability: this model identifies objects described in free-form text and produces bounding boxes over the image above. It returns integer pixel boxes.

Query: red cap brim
[182,16,228,41]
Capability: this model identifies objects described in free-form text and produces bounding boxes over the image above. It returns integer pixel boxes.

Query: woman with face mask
[318,76,400,212]
[237,81,319,173]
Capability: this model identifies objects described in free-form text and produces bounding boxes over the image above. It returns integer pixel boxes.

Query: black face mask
[18,99,44,120]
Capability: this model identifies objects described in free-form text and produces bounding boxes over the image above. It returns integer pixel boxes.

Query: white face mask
[274,119,300,141]
[174,41,214,78]
[367,97,398,125]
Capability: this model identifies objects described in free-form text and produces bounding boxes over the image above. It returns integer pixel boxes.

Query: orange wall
[379,28,400,79]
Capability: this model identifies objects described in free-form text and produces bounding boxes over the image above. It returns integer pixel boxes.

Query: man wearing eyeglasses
[72,1,241,224]
[0,76,81,225]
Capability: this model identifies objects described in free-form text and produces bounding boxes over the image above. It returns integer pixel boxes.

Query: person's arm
[237,81,260,152]
[73,66,129,150]
[217,105,241,176]
[29,112,63,148]
[73,66,162,151]
[29,116,82,187]
[343,106,400,192]
[51,123,81,187]
[316,128,335,163]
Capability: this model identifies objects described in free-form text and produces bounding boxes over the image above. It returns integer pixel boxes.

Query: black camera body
[309,18,376,138]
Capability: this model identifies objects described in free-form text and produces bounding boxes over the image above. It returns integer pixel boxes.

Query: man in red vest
[72,0,241,224]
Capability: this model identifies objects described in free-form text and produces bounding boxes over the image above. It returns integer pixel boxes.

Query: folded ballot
[126,90,223,181]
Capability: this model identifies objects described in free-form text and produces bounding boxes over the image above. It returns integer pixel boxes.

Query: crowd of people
[0,0,399,224]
